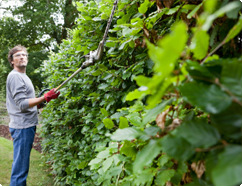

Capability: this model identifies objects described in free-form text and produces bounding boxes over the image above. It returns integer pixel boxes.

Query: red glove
[44,88,60,102]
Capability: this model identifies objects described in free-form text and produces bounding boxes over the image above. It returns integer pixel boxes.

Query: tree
[0,0,79,90]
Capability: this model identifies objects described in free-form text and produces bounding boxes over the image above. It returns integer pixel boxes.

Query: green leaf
[138,0,150,14]
[179,82,232,114]
[102,157,113,172]
[224,15,242,43]
[155,169,176,186]
[226,2,242,19]
[97,149,110,159]
[202,1,241,31]
[120,141,136,159]
[89,158,102,165]
[166,5,182,15]
[220,58,242,101]
[160,135,194,161]
[148,22,188,74]
[133,139,162,173]
[146,77,174,109]
[103,118,114,129]
[211,103,242,139]
[158,154,171,167]
[119,116,129,129]
[186,60,215,79]
[88,158,103,170]
[177,118,220,148]
[101,108,109,117]
[111,128,143,141]
[212,145,242,186]
[190,29,210,60]
[98,83,109,90]
[78,161,88,169]
[187,2,203,19]
[143,98,173,124]
[126,112,142,126]
[125,89,148,101]
[134,169,154,186]
[134,75,151,87]
[204,0,217,14]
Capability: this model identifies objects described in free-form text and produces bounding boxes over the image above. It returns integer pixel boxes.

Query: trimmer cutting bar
[54,0,119,92]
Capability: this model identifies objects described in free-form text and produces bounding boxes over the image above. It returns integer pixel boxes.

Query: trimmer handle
[38,88,51,97]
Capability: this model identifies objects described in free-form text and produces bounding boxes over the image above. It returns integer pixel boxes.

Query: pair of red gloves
[44,88,60,102]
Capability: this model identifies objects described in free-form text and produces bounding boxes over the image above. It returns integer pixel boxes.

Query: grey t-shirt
[6,69,38,129]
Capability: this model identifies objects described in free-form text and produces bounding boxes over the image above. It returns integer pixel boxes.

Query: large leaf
[211,103,242,139]
[134,169,154,186]
[211,145,242,186]
[160,118,220,161]
[160,134,194,161]
[142,98,173,124]
[187,2,203,19]
[221,58,242,101]
[149,22,188,74]
[179,82,232,114]
[126,112,142,127]
[138,0,150,14]
[186,60,215,79]
[133,139,162,173]
[155,169,176,186]
[125,88,148,101]
[102,157,113,172]
[190,29,210,60]
[111,128,143,141]
[224,14,242,43]
[202,1,241,31]
[119,116,129,129]
[120,141,136,159]
[177,119,220,148]
[103,118,114,129]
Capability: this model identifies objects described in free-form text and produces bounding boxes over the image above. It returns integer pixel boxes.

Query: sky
[0,0,64,24]
[0,0,23,18]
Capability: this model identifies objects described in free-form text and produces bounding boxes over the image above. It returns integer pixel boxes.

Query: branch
[201,40,225,64]
[0,7,9,10]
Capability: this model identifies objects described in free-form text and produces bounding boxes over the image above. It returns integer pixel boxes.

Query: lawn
[0,137,54,186]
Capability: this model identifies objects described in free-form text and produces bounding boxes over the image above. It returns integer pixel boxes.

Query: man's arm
[28,97,45,108]
[28,88,60,108]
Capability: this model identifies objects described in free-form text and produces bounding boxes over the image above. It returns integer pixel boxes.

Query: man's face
[11,50,28,69]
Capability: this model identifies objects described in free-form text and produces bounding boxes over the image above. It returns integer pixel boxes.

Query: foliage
[40,0,242,185]
[0,0,79,92]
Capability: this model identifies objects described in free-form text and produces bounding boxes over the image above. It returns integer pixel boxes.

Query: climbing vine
[40,0,242,185]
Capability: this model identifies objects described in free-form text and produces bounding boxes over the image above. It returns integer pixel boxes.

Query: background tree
[0,0,78,91]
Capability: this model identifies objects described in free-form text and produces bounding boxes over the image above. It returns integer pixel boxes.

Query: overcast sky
[0,0,23,17]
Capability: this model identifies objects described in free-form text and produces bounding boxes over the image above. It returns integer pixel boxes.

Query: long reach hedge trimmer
[38,0,119,99]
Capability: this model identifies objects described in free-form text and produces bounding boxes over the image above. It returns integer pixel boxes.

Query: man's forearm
[28,97,45,108]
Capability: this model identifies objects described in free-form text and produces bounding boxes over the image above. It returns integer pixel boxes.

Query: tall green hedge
[40,0,242,185]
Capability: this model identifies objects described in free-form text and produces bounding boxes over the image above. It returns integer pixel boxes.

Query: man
[6,45,60,186]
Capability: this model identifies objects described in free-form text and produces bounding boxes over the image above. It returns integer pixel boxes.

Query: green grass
[0,100,9,126]
[0,137,54,186]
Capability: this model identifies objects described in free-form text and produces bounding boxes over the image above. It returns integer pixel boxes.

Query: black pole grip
[38,88,51,98]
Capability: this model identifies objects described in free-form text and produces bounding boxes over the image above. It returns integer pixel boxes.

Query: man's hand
[44,88,60,102]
